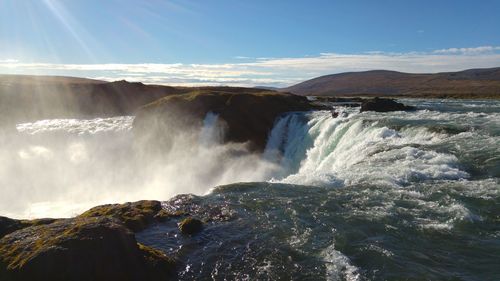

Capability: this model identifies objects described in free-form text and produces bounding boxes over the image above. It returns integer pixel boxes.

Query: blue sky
[1,0,500,87]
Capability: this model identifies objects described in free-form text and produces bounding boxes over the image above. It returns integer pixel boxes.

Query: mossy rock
[138,243,176,276]
[79,200,162,232]
[1,200,170,234]
[178,217,203,235]
[0,216,176,281]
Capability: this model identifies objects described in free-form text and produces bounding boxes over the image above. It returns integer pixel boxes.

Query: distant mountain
[283,67,500,98]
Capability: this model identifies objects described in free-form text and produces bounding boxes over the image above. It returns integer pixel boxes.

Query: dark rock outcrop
[178,217,203,235]
[360,98,416,112]
[0,217,24,239]
[0,201,182,281]
[0,216,58,239]
[133,90,327,151]
[0,216,176,281]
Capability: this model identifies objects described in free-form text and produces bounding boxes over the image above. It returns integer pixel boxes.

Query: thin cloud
[0,59,19,63]
[433,46,500,55]
[2,47,500,87]
[234,56,252,59]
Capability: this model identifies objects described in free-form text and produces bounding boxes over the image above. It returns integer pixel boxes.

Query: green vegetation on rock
[78,200,162,232]
[0,203,178,281]
[137,243,176,278]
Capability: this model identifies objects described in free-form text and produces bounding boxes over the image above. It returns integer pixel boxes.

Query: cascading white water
[264,108,469,187]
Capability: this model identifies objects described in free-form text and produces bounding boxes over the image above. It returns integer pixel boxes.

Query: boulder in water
[360,98,415,112]
[178,217,203,235]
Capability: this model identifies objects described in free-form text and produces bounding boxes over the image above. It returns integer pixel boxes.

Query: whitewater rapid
[16,116,135,135]
[265,109,469,187]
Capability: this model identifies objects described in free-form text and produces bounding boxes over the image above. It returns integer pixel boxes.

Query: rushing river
[1,99,499,280]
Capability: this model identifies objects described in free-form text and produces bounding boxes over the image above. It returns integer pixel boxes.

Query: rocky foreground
[0,200,209,281]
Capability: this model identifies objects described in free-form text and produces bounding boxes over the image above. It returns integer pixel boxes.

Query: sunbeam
[41,0,96,62]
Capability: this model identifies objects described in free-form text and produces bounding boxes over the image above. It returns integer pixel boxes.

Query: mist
[0,113,280,219]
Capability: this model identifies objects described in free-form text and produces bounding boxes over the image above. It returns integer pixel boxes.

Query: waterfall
[0,103,479,219]
[264,108,468,187]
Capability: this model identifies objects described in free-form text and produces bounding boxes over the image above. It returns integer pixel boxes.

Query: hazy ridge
[283,67,500,98]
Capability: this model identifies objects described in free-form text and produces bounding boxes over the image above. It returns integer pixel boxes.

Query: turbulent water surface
[1,99,499,280]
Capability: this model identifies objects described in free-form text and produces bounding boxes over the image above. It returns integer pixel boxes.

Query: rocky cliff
[133,90,326,151]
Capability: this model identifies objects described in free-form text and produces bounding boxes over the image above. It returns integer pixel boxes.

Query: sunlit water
[1,99,499,279]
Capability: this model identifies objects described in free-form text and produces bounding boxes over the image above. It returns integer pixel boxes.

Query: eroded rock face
[133,90,327,151]
[0,201,178,281]
[360,98,416,112]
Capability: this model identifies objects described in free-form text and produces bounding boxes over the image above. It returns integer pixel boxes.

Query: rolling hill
[282,67,500,98]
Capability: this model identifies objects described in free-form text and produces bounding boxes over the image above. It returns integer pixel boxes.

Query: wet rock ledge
[0,201,198,281]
